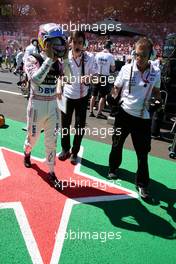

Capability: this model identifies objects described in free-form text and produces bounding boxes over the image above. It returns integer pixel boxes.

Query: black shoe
[24,153,31,168]
[70,154,77,165]
[151,134,160,140]
[58,150,71,161]
[48,172,62,190]
[136,186,150,199]
[89,112,95,117]
[17,81,22,86]
[96,113,107,119]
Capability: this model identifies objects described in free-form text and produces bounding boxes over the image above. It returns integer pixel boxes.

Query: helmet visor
[49,37,66,58]
[47,29,65,39]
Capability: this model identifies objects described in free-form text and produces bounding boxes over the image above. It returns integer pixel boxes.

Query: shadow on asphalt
[99,198,176,240]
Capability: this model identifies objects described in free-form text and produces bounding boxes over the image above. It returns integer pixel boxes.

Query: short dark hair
[70,31,85,44]
[31,38,38,44]
[135,37,153,52]
[104,40,113,50]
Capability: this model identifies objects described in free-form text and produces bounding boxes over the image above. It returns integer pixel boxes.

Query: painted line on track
[0,89,22,96]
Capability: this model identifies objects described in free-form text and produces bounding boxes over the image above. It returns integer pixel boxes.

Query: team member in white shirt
[108,37,161,199]
[58,30,98,164]
[23,38,40,62]
[14,47,24,74]
[89,41,115,119]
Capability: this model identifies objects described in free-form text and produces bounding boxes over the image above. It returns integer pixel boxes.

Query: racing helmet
[38,23,67,58]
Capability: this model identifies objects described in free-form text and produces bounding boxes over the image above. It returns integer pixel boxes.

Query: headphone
[150,48,157,60]
[83,39,89,49]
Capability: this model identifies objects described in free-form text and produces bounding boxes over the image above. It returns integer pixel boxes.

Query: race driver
[23,23,67,189]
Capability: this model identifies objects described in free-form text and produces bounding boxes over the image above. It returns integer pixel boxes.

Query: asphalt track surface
[0,69,175,162]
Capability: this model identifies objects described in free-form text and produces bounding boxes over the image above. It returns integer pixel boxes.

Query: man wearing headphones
[108,37,161,199]
[57,30,98,165]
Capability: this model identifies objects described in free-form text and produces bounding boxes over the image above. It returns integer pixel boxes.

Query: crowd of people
[1,0,176,56]
[1,20,175,60]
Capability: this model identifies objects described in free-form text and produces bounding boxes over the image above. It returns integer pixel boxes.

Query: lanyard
[140,84,153,118]
[141,70,150,87]
[73,53,84,98]
[73,56,83,68]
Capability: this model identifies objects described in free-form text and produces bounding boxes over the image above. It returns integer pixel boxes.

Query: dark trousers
[109,108,151,187]
[61,95,88,155]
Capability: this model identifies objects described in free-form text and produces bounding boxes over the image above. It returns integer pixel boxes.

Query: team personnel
[14,47,24,74]
[0,49,3,70]
[89,40,115,119]
[108,37,161,199]
[23,23,67,188]
[23,38,40,62]
[58,30,98,165]
[5,46,12,71]
[21,38,40,95]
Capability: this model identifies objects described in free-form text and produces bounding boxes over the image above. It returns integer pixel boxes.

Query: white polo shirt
[150,59,160,69]
[114,60,161,119]
[95,50,115,76]
[63,50,98,99]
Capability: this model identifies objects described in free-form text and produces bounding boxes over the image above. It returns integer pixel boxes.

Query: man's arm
[151,68,161,101]
[110,65,116,73]
[111,86,121,98]
[110,55,116,73]
[56,77,63,100]
[111,66,124,98]
[24,55,53,85]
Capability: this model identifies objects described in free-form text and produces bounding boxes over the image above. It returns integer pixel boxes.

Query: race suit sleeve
[24,55,54,85]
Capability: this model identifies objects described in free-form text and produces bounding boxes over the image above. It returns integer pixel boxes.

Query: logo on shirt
[98,58,108,64]
[38,87,56,94]
[130,77,136,86]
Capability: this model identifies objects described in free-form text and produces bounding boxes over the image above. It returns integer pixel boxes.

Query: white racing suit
[24,53,62,172]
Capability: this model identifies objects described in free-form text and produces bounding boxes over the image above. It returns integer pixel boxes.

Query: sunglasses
[134,51,149,58]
